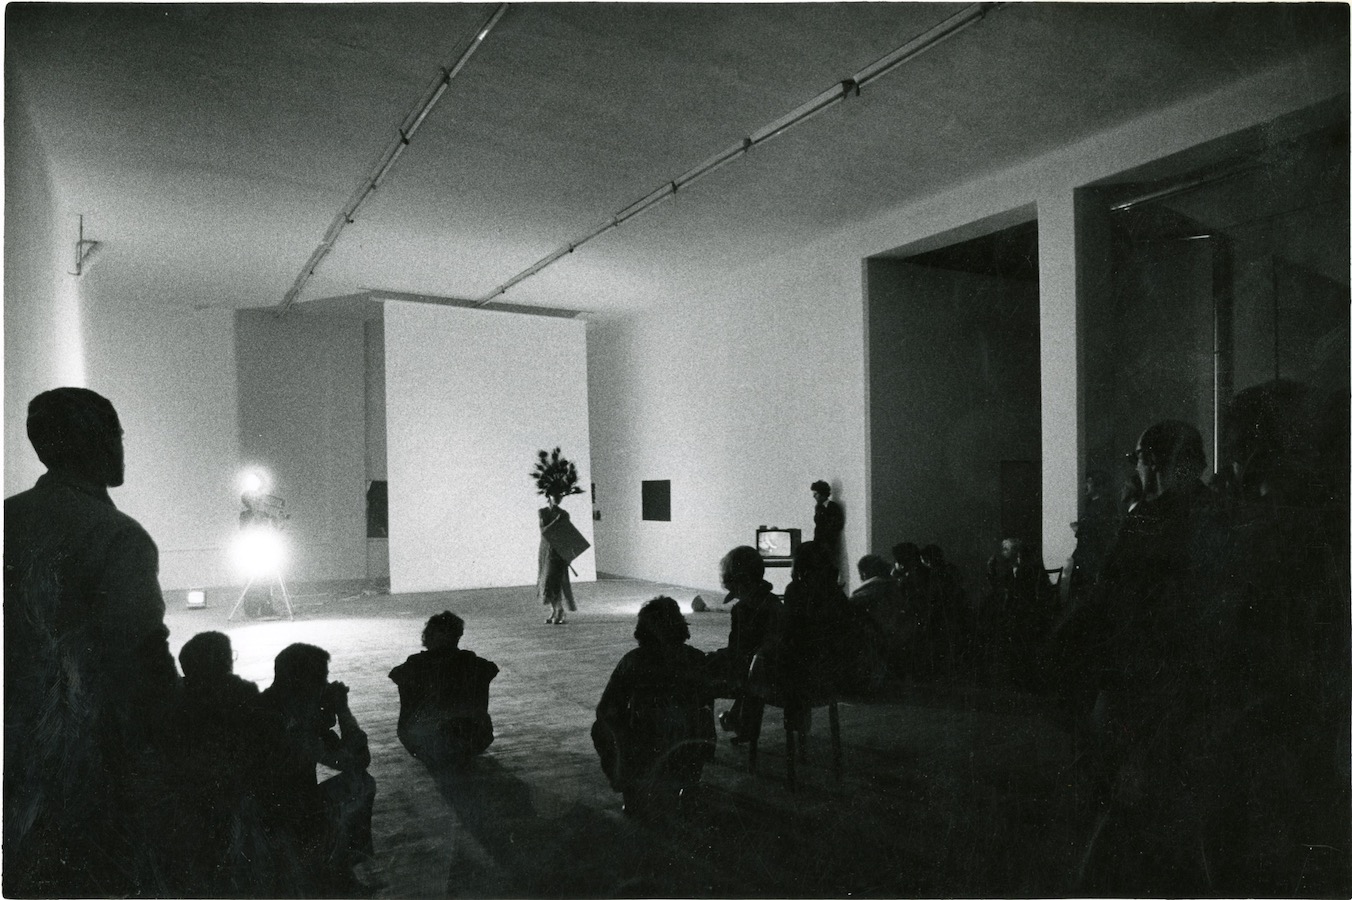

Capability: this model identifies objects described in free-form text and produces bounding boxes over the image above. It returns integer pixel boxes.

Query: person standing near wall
[533,447,587,625]
[811,480,845,579]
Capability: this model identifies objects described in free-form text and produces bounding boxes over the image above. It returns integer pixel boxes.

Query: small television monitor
[756,527,800,560]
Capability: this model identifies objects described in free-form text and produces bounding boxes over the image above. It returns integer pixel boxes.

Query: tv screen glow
[757,530,794,558]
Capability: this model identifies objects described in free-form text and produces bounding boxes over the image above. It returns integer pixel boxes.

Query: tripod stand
[228,573,295,621]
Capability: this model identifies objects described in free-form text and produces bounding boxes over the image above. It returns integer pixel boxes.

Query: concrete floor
[165,576,1085,898]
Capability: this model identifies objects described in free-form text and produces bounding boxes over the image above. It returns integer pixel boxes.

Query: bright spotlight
[239,467,269,496]
[232,525,286,579]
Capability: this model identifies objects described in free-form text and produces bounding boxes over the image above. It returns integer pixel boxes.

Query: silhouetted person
[259,643,376,896]
[920,544,968,678]
[811,480,845,574]
[1068,468,1112,608]
[389,611,499,770]
[777,541,852,724]
[1059,419,1232,894]
[4,387,181,897]
[592,596,715,818]
[167,631,301,896]
[710,546,783,741]
[850,554,908,682]
[1209,381,1351,893]
[984,538,1052,686]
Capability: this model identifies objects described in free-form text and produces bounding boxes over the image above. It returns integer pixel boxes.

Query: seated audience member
[1057,419,1235,894]
[592,596,716,817]
[851,554,912,677]
[984,538,1053,685]
[389,611,499,770]
[1067,469,1113,609]
[777,541,859,709]
[168,631,300,896]
[4,388,181,897]
[259,643,376,895]
[920,544,968,677]
[708,546,783,741]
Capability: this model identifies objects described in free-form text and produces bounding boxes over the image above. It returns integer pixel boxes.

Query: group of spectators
[3,388,500,898]
[7,379,1346,896]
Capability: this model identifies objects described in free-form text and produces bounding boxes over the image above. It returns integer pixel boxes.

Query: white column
[1037,194,1080,569]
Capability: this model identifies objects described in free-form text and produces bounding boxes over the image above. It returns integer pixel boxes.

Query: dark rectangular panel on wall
[642,480,671,521]
[367,480,388,538]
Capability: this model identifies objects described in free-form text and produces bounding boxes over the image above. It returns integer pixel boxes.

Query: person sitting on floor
[258,643,376,896]
[167,631,301,896]
[592,596,716,817]
[389,611,500,770]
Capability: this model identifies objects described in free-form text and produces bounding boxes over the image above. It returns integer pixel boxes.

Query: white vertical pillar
[1037,194,1080,569]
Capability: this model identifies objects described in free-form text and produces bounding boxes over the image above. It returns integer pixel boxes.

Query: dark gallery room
[5,2,1349,897]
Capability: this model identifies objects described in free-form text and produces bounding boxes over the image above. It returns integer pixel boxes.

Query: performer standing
[533,448,588,625]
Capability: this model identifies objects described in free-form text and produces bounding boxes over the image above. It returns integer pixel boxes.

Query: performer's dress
[538,507,576,610]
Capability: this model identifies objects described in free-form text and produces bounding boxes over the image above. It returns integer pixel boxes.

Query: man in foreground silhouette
[3,387,180,896]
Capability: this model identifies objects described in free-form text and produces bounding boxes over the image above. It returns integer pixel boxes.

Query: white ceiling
[7,3,1346,318]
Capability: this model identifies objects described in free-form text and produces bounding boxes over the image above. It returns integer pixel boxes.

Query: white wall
[588,256,869,594]
[82,296,241,590]
[4,81,84,496]
[588,48,1346,590]
[385,303,595,593]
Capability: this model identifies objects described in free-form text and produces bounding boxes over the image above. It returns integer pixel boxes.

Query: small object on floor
[691,595,707,612]
[718,710,736,733]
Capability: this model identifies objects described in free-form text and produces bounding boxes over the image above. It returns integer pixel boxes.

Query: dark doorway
[867,219,1042,581]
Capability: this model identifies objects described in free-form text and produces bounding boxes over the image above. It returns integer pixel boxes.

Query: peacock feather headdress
[531,447,584,498]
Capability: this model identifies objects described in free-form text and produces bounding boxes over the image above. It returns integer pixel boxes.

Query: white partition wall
[384,303,595,593]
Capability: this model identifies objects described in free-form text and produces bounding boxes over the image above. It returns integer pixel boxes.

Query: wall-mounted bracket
[70,214,102,276]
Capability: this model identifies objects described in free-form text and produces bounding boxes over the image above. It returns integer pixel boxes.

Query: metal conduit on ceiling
[278,2,1001,312]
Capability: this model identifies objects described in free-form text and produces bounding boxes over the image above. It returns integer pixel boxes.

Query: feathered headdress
[531,447,584,498]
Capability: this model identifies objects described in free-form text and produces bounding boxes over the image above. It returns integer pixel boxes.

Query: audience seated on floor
[259,642,377,896]
[707,545,783,741]
[389,610,500,770]
[592,596,716,818]
[167,631,302,896]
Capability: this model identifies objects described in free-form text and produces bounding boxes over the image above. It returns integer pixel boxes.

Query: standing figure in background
[810,480,845,577]
[533,447,587,625]
[390,611,499,770]
[4,388,181,897]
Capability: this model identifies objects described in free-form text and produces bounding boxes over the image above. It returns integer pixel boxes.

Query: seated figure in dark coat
[707,545,783,741]
[762,540,861,724]
[851,553,911,668]
[258,643,376,896]
[592,596,716,817]
[389,611,499,770]
[167,631,302,896]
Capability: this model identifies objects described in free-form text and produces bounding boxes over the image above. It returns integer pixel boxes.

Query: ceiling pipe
[475,1,1000,307]
[279,3,509,312]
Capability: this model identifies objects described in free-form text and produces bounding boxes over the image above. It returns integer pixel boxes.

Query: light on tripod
[240,467,270,497]
[232,526,286,579]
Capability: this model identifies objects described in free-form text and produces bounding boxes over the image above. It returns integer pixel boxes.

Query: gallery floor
[165,576,1084,898]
